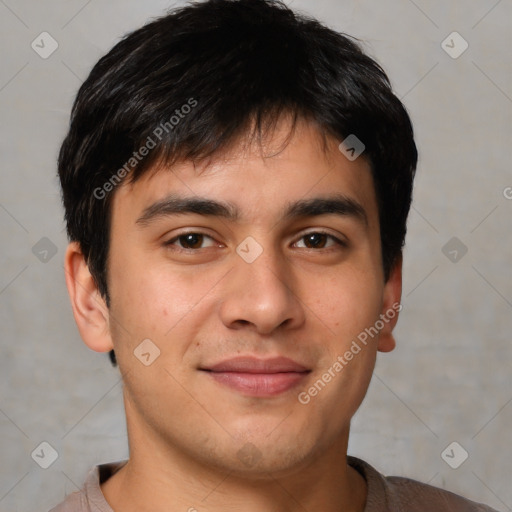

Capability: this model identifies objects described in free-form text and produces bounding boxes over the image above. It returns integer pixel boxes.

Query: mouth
[200,356,311,397]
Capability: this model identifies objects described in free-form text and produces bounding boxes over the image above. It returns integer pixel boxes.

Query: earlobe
[377,254,403,353]
[63,242,113,353]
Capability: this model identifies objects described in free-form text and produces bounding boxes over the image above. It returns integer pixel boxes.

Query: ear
[377,254,403,353]
[63,241,113,353]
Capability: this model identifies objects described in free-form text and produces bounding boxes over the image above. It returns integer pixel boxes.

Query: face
[102,118,400,476]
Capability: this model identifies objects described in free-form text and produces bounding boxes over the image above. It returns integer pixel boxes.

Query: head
[60,0,416,478]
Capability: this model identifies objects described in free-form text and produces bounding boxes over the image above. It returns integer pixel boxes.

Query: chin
[210,444,314,480]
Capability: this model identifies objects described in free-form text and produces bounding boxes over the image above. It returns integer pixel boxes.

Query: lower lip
[205,371,309,397]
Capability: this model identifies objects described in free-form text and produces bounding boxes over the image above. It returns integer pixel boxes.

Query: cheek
[109,248,178,317]
[108,255,218,355]
[308,266,383,342]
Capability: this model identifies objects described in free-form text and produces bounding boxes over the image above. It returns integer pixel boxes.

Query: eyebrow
[135,193,368,227]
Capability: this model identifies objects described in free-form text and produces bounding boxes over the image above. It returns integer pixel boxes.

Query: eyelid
[164,230,222,249]
[163,228,348,251]
[292,229,348,249]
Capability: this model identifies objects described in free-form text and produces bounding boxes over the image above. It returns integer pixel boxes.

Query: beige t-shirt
[49,456,498,511]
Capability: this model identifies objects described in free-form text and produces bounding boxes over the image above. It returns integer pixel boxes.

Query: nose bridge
[219,239,304,333]
[240,243,289,296]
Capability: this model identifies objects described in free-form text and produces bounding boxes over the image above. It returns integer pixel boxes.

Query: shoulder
[49,461,126,512]
[348,456,499,512]
[384,475,498,511]
[48,488,88,512]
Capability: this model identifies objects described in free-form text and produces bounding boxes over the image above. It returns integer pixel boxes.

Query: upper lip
[202,356,310,374]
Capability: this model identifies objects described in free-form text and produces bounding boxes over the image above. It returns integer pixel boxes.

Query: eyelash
[163,230,347,252]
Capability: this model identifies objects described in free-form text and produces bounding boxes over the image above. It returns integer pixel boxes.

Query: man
[51,0,498,510]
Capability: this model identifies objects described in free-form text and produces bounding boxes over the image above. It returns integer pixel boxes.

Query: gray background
[0,0,510,510]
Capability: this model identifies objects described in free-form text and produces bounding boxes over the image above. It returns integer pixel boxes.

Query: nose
[218,244,306,335]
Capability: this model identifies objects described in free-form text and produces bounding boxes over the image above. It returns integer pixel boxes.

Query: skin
[64,117,402,512]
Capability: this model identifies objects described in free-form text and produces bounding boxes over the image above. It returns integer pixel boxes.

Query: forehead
[112,119,378,227]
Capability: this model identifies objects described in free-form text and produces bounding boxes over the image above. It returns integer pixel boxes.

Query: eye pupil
[305,233,327,248]
[180,233,203,249]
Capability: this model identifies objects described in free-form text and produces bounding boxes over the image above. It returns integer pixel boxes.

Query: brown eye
[295,232,345,249]
[303,233,328,248]
[178,233,204,249]
[165,232,217,250]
